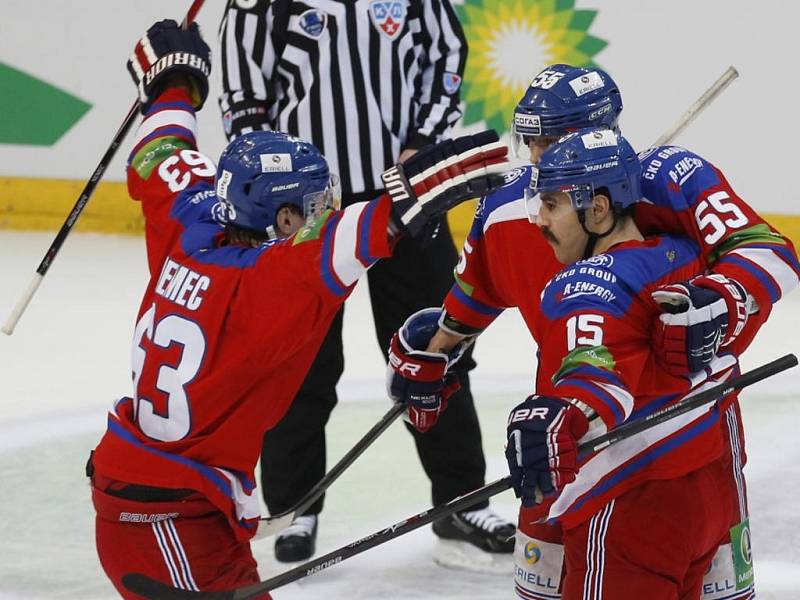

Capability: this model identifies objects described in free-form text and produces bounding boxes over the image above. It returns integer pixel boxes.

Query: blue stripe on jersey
[558,378,625,426]
[514,582,562,600]
[321,212,348,296]
[470,166,532,238]
[356,198,379,264]
[449,283,504,316]
[187,235,271,269]
[556,365,625,390]
[710,587,754,600]
[145,101,196,116]
[560,406,719,520]
[226,468,256,494]
[629,392,680,421]
[716,255,780,303]
[107,417,233,498]
[744,242,800,272]
[135,126,196,152]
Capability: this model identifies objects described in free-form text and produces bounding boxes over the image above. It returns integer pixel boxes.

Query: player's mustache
[541,227,558,244]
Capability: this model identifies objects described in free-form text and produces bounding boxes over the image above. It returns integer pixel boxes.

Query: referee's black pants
[260,190,487,516]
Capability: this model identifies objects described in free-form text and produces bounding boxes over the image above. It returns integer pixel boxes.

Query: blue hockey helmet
[215,131,339,238]
[527,128,641,215]
[511,64,622,160]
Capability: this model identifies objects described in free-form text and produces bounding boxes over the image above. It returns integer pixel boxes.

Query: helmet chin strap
[577,207,618,260]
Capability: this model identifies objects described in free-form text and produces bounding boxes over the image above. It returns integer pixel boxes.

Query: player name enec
[153,257,210,311]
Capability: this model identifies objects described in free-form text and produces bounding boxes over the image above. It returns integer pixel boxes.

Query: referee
[219,0,515,570]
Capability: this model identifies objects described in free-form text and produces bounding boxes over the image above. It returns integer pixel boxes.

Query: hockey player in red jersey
[86,20,510,597]
[387,64,799,597]
[504,128,752,598]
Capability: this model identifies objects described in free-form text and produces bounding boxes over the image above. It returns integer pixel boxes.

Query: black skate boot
[274,515,318,563]
[432,507,515,574]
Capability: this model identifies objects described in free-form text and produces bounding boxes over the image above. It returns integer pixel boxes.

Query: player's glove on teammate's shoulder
[127,19,211,113]
[651,273,749,375]
[387,308,470,433]
[382,131,511,237]
[506,395,589,508]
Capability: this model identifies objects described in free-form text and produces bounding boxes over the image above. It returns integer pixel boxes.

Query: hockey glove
[382,131,510,237]
[127,20,211,114]
[506,395,589,508]
[652,274,749,375]
[387,308,470,433]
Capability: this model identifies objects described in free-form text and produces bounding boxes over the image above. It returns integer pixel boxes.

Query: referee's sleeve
[409,0,467,149]
[218,2,275,140]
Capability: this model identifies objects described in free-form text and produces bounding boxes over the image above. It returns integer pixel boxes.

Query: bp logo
[456,0,607,132]
[524,541,542,564]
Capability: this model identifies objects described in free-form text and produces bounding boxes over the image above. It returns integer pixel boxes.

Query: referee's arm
[407,0,468,150]
[218,1,277,140]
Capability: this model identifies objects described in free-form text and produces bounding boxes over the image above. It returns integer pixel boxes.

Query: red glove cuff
[388,335,447,382]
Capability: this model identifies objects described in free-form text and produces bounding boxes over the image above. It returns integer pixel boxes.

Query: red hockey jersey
[443,159,798,527]
[91,88,393,539]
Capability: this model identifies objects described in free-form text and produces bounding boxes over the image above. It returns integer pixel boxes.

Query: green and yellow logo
[456,0,608,132]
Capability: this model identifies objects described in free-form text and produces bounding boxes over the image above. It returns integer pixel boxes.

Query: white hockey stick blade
[652,66,738,147]
[254,512,295,539]
[2,273,44,335]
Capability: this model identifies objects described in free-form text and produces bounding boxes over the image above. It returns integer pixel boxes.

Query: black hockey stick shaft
[121,353,797,599]
[581,352,798,454]
[255,402,406,537]
[1,0,206,336]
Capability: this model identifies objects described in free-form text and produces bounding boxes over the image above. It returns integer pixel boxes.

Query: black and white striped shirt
[219,0,467,195]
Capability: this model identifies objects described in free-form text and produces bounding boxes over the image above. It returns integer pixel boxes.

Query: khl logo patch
[443,72,462,95]
[369,1,407,40]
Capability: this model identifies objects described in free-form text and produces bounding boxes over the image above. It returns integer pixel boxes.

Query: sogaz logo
[456,0,607,132]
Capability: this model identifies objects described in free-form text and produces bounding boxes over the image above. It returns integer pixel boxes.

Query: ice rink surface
[1,231,799,599]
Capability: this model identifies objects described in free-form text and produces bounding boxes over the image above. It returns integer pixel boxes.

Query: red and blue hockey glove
[127,20,211,114]
[387,308,470,433]
[652,274,749,375]
[506,395,589,508]
[383,131,510,237]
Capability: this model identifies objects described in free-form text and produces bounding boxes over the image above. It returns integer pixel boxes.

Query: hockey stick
[1,0,206,336]
[253,402,406,538]
[122,353,798,599]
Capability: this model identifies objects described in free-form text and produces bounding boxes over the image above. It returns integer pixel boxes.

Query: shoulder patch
[132,136,192,180]
[292,210,334,245]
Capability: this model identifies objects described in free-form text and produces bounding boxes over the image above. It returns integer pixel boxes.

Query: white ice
[1,231,799,599]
